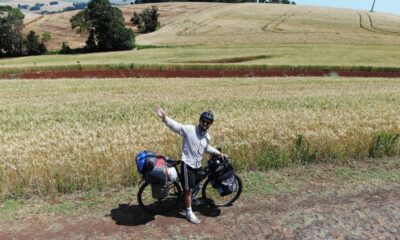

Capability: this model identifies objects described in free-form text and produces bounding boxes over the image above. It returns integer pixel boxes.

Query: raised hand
[155,106,166,119]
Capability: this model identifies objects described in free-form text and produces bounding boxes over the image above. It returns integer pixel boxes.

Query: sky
[295,0,400,16]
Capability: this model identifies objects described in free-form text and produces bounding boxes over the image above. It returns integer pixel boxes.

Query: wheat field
[1,77,399,199]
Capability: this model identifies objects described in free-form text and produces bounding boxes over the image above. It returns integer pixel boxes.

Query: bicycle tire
[201,173,242,207]
[137,181,182,214]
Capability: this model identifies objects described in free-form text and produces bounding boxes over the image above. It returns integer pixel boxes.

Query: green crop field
[1,3,400,73]
[1,77,399,199]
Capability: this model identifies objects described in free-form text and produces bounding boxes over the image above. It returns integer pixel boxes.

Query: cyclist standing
[155,106,222,224]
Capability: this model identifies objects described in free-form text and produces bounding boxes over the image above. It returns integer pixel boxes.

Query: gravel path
[1,183,399,240]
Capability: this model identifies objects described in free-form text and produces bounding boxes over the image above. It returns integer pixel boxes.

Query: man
[155,106,222,224]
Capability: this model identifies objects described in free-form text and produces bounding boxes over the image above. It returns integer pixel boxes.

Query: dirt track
[2,69,400,79]
[1,182,399,240]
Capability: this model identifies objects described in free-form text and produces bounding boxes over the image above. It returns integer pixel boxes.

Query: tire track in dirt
[358,13,400,36]
[262,11,295,32]
[261,11,331,34]
[176,5,228,36]
[24,15,45,27]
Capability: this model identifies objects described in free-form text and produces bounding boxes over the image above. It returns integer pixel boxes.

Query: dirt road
[1,181,399,240]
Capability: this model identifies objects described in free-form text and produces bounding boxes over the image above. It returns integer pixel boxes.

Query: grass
[1,45,400,74]
[0,77,400,199]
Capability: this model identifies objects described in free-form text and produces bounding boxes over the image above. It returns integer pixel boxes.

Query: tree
[0,6,24,57]
[85,29,97,51]
[25,30,47,55]
[70,10,89,36]
[41,32,51,48]
[60,42,72,54]
[131,6,160,33]
[71,0,135,52]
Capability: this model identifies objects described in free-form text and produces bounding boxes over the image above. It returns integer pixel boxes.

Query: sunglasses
[201,119,212,125]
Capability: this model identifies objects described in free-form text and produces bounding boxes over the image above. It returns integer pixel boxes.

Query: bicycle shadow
[108,203,155,226]
[108,201,221,226]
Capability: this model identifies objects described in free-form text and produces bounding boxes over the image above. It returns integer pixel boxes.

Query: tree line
[0,6,51,57]
[1,0,161,58]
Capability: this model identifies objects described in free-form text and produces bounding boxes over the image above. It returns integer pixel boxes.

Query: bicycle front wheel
[201,173,242,207]
[137,181,182,214]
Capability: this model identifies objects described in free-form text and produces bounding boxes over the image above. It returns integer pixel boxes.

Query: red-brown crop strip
[2,69,400,79]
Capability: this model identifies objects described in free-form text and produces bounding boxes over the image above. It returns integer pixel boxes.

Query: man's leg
[182,163,200,224]
[184,188,193,208]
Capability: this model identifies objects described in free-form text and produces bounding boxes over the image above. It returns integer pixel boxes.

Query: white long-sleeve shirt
[163,116,220,169]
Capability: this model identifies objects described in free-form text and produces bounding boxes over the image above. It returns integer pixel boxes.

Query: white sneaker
[186,213,201,224]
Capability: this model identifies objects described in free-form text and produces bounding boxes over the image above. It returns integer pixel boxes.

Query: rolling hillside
[24,2,400,50]
[24,2,225,50]
[1,2,400,70]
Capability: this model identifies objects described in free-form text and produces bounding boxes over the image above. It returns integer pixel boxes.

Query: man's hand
[155,106,166,119]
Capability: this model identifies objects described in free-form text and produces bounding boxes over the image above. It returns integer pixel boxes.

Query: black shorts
[181,163,201,191]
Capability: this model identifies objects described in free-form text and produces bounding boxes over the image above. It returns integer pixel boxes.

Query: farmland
[1,77,399,199]
[1,3,400,73]
[0,1,400,203]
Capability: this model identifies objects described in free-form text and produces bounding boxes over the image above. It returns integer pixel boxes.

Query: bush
[60,42,72,54]
[131,6,160,33]
[25,31,47,55]
[369,132,400,158]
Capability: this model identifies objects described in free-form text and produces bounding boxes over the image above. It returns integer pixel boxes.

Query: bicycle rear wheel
[137,181,182,214]
[201,173,242,207]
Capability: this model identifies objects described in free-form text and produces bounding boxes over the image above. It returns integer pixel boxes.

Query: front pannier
[215,164,237,196]
[208,155,237,196]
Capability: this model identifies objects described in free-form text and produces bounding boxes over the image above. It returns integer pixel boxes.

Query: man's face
[199,119,213,131]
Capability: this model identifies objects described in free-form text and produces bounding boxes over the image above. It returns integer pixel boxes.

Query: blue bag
[135,150,157,174]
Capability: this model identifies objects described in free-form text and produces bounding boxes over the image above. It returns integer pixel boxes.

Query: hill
[23,2,400,50]
[24,2,225,50]
[138,3,400,47]
[1,2,400,71]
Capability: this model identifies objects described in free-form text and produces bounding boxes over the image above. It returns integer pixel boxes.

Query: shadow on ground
[109,201,221,226]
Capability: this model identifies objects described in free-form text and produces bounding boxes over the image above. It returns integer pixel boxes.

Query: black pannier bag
[208,155,237,196]
[145,157,168,184]
[151,183,168,199]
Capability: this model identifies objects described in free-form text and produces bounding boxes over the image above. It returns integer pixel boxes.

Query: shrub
[24,31,47,55]
[60,42,72,54]
[131,6,160,33]
[369,132,400,158]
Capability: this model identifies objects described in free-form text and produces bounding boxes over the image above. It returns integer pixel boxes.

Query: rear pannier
[135,150,157,174]
[145,157,168,184]
[136,151,177,184]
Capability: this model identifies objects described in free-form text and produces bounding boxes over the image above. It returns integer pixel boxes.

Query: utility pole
[370,0,376,12]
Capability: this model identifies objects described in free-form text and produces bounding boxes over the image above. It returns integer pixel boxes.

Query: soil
[1,183,399,240]
[2,69,400,79]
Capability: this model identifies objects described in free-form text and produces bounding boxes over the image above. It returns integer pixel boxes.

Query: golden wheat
[0,77,399,199]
